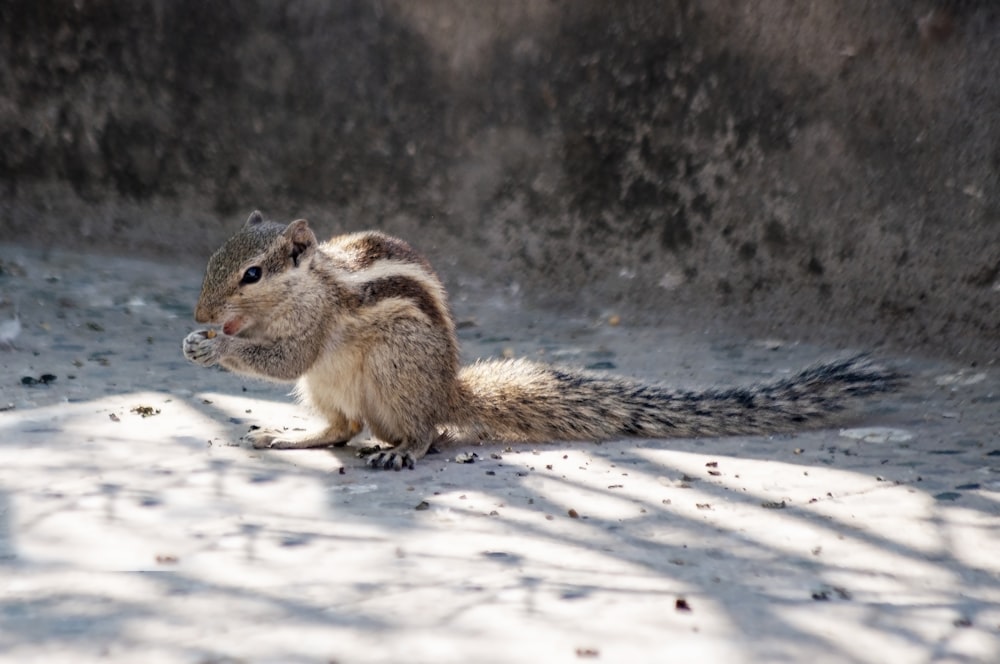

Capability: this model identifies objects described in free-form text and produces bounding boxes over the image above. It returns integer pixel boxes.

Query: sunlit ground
[1,387,997,664]
[0,246,997,663]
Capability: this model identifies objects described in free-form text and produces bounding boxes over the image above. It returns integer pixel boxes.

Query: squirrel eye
[241,266,262,284]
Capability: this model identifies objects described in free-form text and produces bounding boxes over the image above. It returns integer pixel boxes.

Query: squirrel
[183,211,902,471]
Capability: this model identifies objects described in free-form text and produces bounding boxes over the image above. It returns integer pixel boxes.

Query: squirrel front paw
[182,330,222,366]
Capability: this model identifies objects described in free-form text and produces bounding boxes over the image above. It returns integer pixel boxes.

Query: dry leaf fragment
[131,405,161,418]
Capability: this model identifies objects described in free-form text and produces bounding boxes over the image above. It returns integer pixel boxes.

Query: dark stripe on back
[359,275,445,326]
[343,232,432,271]
[311,261,355,302]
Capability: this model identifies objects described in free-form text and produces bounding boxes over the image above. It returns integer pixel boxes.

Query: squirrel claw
[365,450,416,471]
[245,429,303,449]
[246,430,278,449]
[247,427,356,450]
[182,330,220,366]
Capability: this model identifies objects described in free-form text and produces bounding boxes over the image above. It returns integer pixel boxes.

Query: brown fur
[183,211,903,470]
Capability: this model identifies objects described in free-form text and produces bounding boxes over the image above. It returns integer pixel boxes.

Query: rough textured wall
[0,1,997,359]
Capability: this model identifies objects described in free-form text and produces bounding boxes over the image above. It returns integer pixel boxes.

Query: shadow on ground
[0,245,997,662]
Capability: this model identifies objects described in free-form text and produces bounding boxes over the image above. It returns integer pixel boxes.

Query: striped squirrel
[182,211,902,470]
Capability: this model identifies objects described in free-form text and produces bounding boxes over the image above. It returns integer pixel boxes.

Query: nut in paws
[183,330,221,366]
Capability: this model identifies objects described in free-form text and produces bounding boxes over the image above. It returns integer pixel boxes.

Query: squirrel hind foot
[245,426,356,450]
[365,450,416,471]
[362,429,445,470]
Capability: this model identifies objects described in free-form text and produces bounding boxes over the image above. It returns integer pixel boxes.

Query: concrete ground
[0,245,997,664]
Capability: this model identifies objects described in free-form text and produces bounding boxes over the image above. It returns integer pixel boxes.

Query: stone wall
[1,1,997,359]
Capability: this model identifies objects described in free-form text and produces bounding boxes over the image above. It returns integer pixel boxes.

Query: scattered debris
[811,585,851,601]
[21,374,57,386]
[415,500,430,511]
[131,405,161,418]
[761,500,787,509]
[155,554,179,565]
[568,509,580,519]
[675,598,692,612]
[454,452,479,464]
[575,647,600,658]
[88,351,112,366]
[109,413,120,422]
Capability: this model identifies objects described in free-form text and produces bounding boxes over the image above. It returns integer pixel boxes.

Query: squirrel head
[194,210,319,336]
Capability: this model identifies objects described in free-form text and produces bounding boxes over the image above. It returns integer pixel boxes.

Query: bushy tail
[448,354,903,442]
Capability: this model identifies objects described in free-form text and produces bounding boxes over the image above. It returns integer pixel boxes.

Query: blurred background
[0,1,997,359]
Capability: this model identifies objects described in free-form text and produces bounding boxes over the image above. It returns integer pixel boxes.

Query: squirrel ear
[284,219,317,266]
[245,210,265,227]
